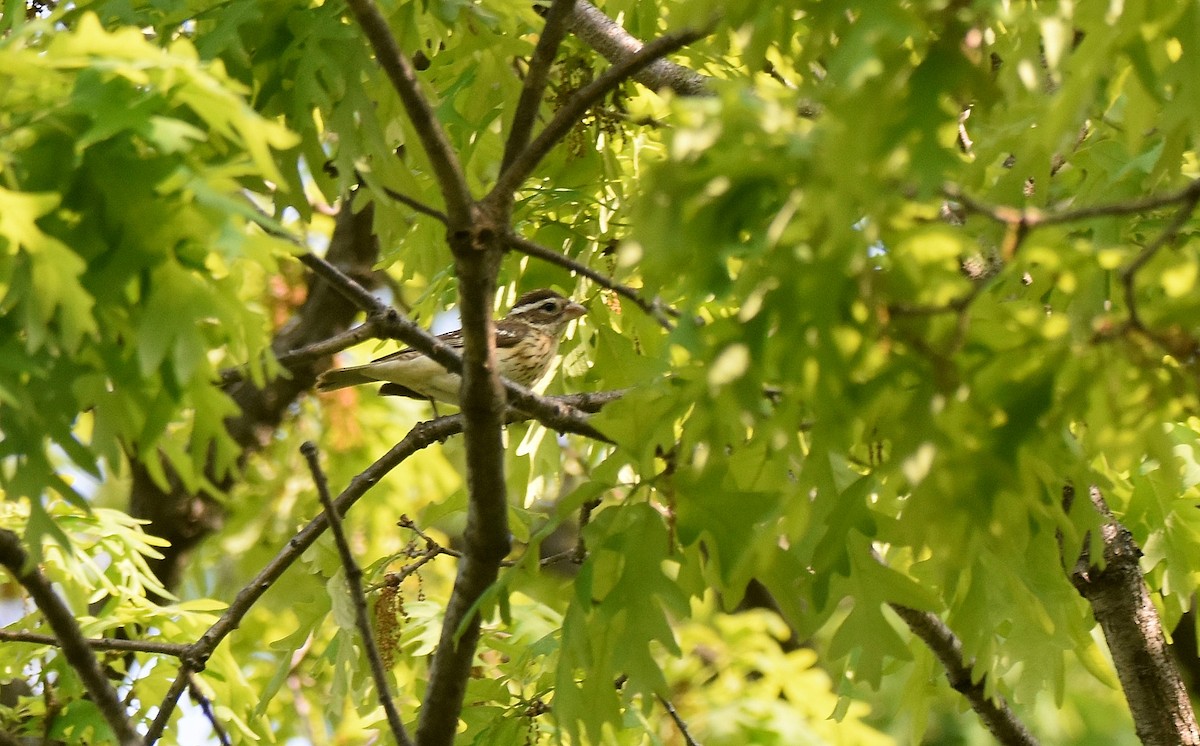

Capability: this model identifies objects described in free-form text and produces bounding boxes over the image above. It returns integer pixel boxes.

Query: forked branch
[144,416,466,743]
[0,531,144,746]
[344,0,473,226]
[489,23,712,203]
[301,442,413,746]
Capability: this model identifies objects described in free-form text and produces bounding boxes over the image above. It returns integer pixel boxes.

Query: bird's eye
[540,301,558,313]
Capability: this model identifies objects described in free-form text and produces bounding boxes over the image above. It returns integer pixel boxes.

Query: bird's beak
[564,301,587,320]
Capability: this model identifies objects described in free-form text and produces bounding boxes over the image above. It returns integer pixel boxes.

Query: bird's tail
[316,365,377,391]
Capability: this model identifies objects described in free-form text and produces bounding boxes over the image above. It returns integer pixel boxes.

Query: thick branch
[0,531,144,746]
[488,24,710,203]
[301,443,413,746]
[889,603,1040,746]
[569,0,711,96]
[1067,486,1200,745]
[415,228,508,745]
[344,0,473,226]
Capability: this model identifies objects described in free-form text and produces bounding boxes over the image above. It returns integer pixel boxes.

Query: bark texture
[1067,485,1200,746]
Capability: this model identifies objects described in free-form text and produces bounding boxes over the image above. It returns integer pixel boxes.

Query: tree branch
[133,201,381,592]
[142,390,622,742]
[1120,191,1200,332]
[488,24,711,203]
[0,630,187,657]
[568,0,711,96]
[944,178,1200,231]
[656,693,701,746]
[413,210,509,744]
[372,177,450,225]
[0,531,144,746]
[144,673,190,745]
[500,0,578,176]
[145,416,465,743]
[187,675,232,746]
[343,0,474,227]
[888,603,1040,746]
[301,442,413,746]
[1066,485,1200,745]
[273,318,385,369]
[504,232,676,329]
[297,252,387,316]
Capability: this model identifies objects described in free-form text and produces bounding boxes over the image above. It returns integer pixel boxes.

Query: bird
[316,289,586,405]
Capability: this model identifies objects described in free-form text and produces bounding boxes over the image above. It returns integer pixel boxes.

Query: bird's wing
[494,321,525,348]
[370,328,464,363]
[372,324,523,360]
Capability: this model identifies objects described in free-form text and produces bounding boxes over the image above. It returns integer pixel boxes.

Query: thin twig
[301,442,413,746]
[389,475,616,577]
[275,319,383,367]
[656,693,701,746]
[0,531,144,746]
[382,545,452,586]
[397,514,439,548]
[501,0,579,176]
[944,178,1200,230]
[489,23,712,202]
[571,497,601,564]
[0,630,188,657]
[1120,191,1200,330]
[365,174,450,225]
[344,0,473,227]
[187,675,232,746]
[504,232,676,329]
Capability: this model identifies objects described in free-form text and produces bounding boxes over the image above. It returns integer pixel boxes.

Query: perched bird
[316,289,586,405]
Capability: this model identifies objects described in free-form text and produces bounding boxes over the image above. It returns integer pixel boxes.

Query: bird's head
[507,289,587,333]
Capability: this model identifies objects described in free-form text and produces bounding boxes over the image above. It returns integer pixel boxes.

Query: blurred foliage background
[3,0,1200,743]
